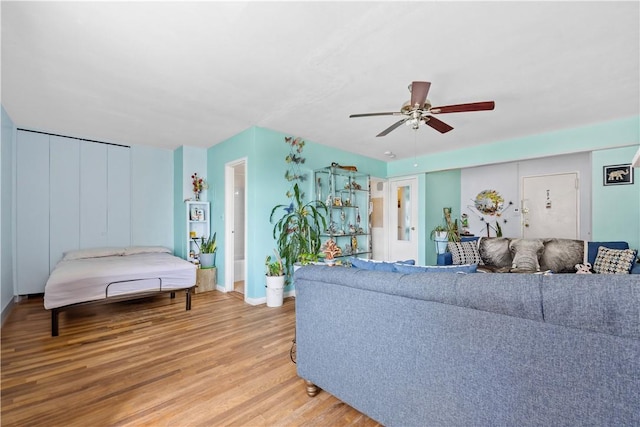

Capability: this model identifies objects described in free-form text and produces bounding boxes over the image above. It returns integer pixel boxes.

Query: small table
[195,267,217,293]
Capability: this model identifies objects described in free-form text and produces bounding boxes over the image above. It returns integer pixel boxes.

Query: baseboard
[1,297,16,327]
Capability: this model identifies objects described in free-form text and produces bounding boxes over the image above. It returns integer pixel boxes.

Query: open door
[224,159,247,297]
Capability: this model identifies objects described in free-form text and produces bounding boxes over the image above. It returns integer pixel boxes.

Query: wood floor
[1,291,381,427]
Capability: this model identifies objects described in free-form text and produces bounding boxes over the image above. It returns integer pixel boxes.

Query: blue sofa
[295,265,640,426]
[437,238,640,274]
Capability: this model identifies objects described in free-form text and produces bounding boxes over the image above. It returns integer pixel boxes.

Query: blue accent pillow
[350,258,415,271]
[394,263,478,274]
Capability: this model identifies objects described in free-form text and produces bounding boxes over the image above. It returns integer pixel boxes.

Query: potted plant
[430,224,449,255]
[321,238,342,266]
[265,250,285,307]
[198,232,217,269]
[270,183,327,281]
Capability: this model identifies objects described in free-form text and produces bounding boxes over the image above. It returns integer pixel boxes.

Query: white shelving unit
[186,201,210,262]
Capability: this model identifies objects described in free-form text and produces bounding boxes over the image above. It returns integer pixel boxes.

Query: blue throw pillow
[350,258,415,271]
[394,263,478,274]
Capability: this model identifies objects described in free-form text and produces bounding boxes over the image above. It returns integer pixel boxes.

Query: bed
[44,246,197,336]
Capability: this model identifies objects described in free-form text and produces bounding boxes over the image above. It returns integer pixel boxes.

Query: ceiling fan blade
[423,116,454,133]
[376,118,408,137]
[410,81,431,109]
[430,101,495,114]
[349,112,402,118]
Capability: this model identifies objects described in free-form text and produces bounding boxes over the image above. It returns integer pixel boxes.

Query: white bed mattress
[44,251,197,310]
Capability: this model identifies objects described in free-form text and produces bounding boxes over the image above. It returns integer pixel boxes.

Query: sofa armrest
[631,262,640,274]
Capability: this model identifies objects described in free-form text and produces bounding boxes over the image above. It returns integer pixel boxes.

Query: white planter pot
[434,231,449,255]
[265,275,285,307]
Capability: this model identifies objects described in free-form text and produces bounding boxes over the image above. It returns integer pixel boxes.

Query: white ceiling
[2,1,639,161]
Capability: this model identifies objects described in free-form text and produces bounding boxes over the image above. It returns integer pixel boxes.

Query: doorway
[521,172,579,239]
[224,159,247,297]
[388,177,419,262]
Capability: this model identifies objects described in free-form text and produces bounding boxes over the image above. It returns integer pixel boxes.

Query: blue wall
[592,146,640,250]
[206,126,386,301]
[1,106,16,318]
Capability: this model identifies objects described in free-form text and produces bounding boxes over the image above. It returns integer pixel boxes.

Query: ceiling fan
[349,81,495,137]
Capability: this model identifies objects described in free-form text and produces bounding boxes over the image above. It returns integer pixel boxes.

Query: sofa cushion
[394,263,478,274]
[593,247,638,274]
[447,241,482,265]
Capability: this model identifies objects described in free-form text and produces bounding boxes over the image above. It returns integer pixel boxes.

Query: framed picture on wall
[603,164,634,186]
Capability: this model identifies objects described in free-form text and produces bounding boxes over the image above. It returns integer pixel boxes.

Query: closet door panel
[107,145,131,246]
[80,142,108,248]
[16,131,50,294]
[49,136,80,270]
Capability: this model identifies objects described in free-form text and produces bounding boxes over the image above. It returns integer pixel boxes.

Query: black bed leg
[186,288,192,311]
[52,309,59,337]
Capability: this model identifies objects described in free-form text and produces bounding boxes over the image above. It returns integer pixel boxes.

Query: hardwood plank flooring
[1,292,382,427]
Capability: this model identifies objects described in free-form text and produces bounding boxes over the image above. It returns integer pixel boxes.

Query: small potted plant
[265,250,285,307]
[197,232,217,269]
[321,239,342,266]
[430,224,449,255]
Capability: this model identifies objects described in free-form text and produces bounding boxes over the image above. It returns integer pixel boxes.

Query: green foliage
[265,251,284,276]
[270,183,327,279]
[199,232,217,254]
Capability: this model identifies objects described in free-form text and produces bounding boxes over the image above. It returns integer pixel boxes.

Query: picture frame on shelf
[603,164,633,186]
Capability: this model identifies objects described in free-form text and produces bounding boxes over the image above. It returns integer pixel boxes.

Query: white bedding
[44,251,197,309]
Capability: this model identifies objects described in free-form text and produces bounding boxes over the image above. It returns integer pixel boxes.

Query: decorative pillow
[447,241,482,265]
[124,246,172,256]
[350,258,414,272]
[62,247,125,261]
[593,247,638,274]
[394,263,478,274]
[478,237,511,268]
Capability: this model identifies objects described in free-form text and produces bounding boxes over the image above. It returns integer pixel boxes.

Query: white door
[522,173,579,239]
[388,177,419,261]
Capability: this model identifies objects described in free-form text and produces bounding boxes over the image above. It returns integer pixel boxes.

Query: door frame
[224,158,248,298]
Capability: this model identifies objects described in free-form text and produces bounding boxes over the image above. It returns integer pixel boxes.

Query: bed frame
[50,277,195,336]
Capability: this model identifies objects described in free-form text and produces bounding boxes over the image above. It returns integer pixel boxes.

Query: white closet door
[80,142,108,248]
[16,131,50,294]
[107,145,131,246]
[49,136,80,270]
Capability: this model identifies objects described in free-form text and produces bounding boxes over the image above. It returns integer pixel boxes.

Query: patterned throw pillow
[448,241,483,265]
[593,246,638,274]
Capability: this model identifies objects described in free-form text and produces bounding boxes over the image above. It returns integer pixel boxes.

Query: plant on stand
[265,250,285,307]
[197,232,217,269]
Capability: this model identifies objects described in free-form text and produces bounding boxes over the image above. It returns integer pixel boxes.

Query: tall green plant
[270,183,327,280]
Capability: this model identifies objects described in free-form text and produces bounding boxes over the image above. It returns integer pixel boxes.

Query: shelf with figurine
[314,165,371,261]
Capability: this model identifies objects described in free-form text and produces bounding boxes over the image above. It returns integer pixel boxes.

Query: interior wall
[591,145,640,250]
[424,169,461,266]
[131,145,174,249]
[460,152,591,240]
[1,106,16,319]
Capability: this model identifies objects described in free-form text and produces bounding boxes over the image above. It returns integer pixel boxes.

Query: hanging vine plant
[269,136,327,281]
